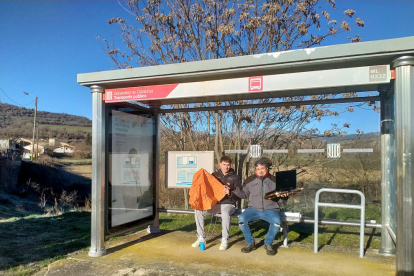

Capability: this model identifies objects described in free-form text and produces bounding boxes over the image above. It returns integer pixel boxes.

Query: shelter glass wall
[106,104,156,233]
[158,103,382,219]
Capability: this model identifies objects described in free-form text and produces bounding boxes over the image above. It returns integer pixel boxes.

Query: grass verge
[0,212,90,276]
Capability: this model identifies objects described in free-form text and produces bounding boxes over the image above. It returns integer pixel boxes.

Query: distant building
[53,145,75,154]
[49,138,56,146]
[0,139,17,150]
[23,144,45,154]
[19,138,33,147]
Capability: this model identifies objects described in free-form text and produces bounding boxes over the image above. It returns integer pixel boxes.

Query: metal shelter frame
[78,36,414,274]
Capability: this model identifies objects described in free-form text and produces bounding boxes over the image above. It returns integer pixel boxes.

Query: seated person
[193,155,242,250]
[224,158,288,255]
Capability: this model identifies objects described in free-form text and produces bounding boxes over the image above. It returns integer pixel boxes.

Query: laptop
[275,169,297,191]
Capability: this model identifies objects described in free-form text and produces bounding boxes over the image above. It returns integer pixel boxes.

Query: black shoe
[264,244,277,256]
[241,242,255,253]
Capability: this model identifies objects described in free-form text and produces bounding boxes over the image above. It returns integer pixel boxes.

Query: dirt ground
[60,164,92,180]
[34,229,396,276]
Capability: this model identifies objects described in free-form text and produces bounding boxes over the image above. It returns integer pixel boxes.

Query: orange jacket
[189,169,226,211]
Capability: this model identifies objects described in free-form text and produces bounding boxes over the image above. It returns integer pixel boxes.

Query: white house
[0,139,17,150]
[53,145,75,154]
[23,144,45,154]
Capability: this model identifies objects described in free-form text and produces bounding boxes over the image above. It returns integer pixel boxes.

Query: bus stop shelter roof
[78,36,414,91]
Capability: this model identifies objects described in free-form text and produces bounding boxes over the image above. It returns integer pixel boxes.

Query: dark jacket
[212,168,242,205]
[232,174,287,211]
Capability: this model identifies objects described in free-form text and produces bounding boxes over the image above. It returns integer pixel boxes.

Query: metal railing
[314,188,366,258]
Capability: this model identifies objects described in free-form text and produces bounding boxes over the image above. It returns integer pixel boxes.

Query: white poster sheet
[109,109,154,227]
[166,151,214,188]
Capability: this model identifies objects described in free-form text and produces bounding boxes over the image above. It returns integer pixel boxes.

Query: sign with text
[105,84,178,102]
[104,65,391,103]
[166,151,214,188]
[108,109,155,228]
[369,66,387,82]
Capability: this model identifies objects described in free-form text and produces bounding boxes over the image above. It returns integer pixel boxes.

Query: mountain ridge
[0,102,91,139]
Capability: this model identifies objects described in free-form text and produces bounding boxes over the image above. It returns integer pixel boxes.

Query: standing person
[192,156,242,250]
[224,158,288,255]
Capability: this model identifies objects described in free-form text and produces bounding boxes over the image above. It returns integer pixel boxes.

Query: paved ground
[35,230,396,276]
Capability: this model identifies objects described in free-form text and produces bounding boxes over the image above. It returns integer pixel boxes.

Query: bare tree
[100,0,368,208]
[101,0,363,68]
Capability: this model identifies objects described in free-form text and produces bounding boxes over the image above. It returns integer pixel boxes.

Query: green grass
[59,158,92,164]
[0,211,90,276]
[39,124,91,133]
[0,191,44,220]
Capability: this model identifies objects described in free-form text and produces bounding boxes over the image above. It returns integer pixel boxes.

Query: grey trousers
[195,203,236,240]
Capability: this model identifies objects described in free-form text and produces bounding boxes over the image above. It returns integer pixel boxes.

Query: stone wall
[0,149,22,192]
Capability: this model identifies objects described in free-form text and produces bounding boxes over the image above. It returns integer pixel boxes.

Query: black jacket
[212,168,242,205]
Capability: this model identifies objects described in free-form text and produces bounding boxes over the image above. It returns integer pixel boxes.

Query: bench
[157,208,301,247]
[214,209,301,247]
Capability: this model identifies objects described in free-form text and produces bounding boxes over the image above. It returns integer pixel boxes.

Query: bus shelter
[78,36,414,274]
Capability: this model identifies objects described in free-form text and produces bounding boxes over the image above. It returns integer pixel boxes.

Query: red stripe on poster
[105,84,179,102]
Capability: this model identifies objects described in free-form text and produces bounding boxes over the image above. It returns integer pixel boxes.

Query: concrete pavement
[35,230,395,276]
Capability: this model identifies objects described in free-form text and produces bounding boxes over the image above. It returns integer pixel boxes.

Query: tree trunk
[214,112,221,164]
[219,113,224,156]
[207,111,210,149]
[184,188,189,210]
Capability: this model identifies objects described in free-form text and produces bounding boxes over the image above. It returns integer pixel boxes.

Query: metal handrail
[385,225,396,244]
[314,188,366,258]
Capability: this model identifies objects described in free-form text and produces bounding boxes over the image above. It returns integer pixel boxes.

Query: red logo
[248,76,263,92]
[105,84,178,102]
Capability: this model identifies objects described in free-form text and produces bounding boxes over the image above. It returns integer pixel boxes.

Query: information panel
[166,151,214,188]
[108,107,155,230]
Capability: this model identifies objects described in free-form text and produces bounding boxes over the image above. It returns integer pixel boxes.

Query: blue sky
[1,0,413,134]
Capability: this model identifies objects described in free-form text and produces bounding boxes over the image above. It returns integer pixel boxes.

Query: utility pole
[23,92,37,160]
[36,122,39,159]
[33,97,37,159]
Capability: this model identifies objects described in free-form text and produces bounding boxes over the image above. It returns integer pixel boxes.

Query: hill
[0,102,91,140]
[316,132,380,143]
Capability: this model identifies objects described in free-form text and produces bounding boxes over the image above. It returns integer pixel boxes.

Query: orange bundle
[189,169,226,210]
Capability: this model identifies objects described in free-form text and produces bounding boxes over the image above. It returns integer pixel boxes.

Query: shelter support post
[379,86,396,255]
[89,85,106,257]
[392,56,414,274]
[148,105,161,233]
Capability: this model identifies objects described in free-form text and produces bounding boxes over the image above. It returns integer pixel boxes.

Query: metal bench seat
[215,209,302,247]
[158,208,301,247]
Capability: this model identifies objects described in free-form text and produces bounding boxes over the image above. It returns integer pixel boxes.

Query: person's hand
[223,185,230,195]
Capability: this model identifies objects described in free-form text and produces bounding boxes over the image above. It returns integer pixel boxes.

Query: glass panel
[107,105,155,233]
[158,102,381,220]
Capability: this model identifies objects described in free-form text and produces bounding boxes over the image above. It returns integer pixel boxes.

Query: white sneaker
[219,237,228,251]
[191,236,206,248]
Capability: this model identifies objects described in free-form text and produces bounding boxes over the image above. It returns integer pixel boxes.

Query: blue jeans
[238,208,281,246]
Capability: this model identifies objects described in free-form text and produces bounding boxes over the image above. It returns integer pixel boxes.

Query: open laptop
[275,169,297,191]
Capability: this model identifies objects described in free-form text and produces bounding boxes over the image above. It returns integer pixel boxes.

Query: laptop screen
[275,169,297,191]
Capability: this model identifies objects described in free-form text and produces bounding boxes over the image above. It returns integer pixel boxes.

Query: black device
[275,169,297,191]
